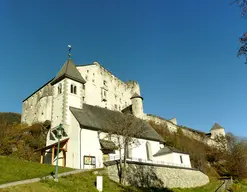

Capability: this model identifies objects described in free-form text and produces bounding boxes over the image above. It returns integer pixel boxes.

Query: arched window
[146,141,153,160]
[58,83,62,94]
[70,84,77,94]
[70,84,73,93]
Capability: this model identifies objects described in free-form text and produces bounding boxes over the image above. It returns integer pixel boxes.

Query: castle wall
[21,82,52,125]
[143,114,177,132]
[22,62,142,126]
[77,62,141,111]
[143,114,224,148]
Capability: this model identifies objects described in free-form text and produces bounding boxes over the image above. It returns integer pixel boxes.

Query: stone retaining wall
[105,161,209,188]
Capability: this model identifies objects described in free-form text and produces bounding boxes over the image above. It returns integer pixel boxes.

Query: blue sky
[0,0,247,136]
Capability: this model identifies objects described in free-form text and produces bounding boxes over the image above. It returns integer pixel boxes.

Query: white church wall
[172,153,191,168]
[80,128,103,169]
[153,152,191,168]
[153,153,174,163]
[65,112,81,169]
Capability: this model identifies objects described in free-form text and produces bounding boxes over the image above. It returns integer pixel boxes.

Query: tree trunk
[124,138,128,169]
[122,138,129,185]
[118,137,123,184]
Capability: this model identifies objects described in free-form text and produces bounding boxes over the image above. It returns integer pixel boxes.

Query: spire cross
[68,45,72,58]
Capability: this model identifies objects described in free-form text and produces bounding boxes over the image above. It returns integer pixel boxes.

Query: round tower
[210,123,225,139]
[130,93,144,119]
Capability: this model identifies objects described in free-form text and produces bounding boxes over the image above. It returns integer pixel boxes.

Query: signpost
[96,176,103,192]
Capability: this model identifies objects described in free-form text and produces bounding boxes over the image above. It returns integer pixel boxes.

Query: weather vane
[68,45,72,58]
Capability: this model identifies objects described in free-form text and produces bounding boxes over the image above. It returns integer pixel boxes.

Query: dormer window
[58,83,62,94]
[70,84,77,94]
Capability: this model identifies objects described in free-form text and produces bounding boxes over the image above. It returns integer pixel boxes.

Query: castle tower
[130,93,144,119]
[210,123,225,139]
[50,58,86,129]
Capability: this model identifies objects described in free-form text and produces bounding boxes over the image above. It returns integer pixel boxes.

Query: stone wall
[105,161,209,189]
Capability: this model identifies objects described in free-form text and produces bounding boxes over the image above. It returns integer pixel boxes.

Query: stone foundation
[105,161,209,188]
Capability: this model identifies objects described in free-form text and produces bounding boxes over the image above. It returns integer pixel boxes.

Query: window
[82,84,85,90]
[103,80,107,87]
[115,104,118,110]
[180,155,183,164]
[82,96,85,102]
[70,84,77,94]
[101,88,107,101]
[146,142,153,160]
[92,79,95,83]
[87,70,89,73]
[85,76,88,80]
[58,83,62,94]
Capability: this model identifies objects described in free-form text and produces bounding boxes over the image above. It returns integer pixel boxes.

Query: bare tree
[231,0,247,63]
[103,112,147,184]
[224,133,247,179]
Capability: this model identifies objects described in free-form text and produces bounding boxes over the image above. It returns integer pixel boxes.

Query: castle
[21,56,225,170]
[22,60,226,148]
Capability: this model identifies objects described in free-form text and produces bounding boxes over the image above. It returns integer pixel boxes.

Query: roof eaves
[51,74,86,85]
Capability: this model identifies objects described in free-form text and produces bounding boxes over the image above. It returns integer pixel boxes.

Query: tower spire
[68,45,72,59]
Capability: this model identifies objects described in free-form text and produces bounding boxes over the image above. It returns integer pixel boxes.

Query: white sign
[96,176,103,192]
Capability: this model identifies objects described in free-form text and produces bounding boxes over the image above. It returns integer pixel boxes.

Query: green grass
[0,171,239,192]
[0,171,130,192]
[0,156,73,184]
[172,180,222,192]
[1,156,247,192]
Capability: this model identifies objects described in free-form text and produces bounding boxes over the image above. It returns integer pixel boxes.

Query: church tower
[50,57,86,130]
[130,93,144,119]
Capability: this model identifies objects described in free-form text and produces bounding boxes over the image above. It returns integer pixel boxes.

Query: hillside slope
[0,113,21,124]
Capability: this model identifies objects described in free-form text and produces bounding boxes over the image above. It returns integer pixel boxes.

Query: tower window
[70,84,77,94]
[58,83,62,94]
[180,155,183,164]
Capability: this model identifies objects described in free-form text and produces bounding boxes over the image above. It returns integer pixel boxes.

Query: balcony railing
[107,154,191,168]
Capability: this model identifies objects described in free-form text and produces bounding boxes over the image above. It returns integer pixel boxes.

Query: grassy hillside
[0,113,21,124]
[0,156,72,184]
